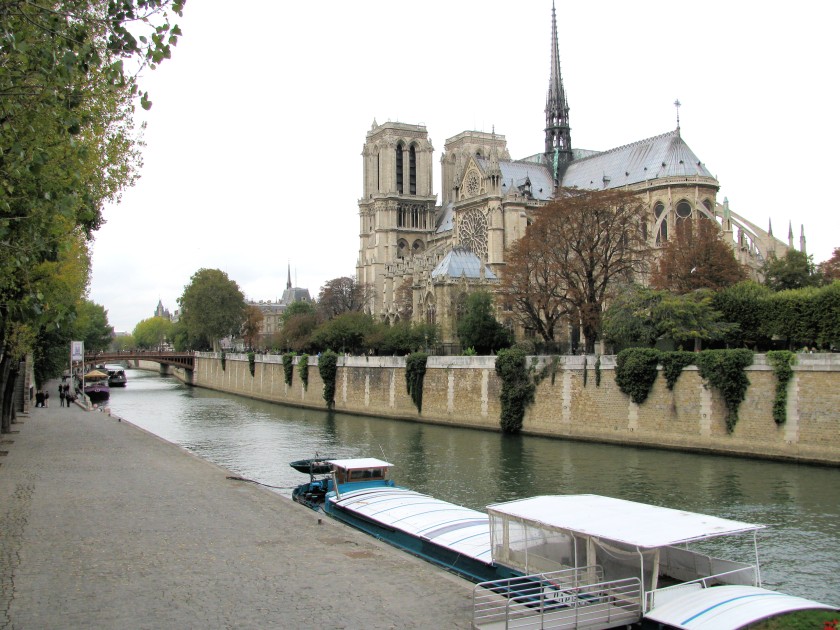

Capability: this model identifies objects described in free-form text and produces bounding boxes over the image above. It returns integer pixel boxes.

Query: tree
[501,188,650,353]
[651,290,734,351]
[818,248,840,282]
[241,305,264,350]
[651,217,746,293]
[282,300,317,325]
[713,281,773,349]
[133,317,174,349]
[0,0,184,432]
[602,285,662,348]
[762,250,821,291]
[317,277,369,319]
[310,312,376,354]
[177,269,246,350]
[456,292,512,354]
[72,300,114,354]
[275,312,318,353]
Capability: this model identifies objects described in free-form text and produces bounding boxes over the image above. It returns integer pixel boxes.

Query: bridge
[85,351,195,370]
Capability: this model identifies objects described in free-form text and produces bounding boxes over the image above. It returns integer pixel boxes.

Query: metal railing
[473,567,642,629]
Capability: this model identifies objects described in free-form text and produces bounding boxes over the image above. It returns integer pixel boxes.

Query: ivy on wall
[660,351,695,390]
[614,348,661,404]
[298,354,309,390]
[582,356,588,387]
[220,350,226,371]
[318,350,339,409]
[594,355,602,387]
[282,353,295,386]
[247,351,255,377]
[695,349,754,433]
[766,350,796,425]
[495,348,536,434]
[405,352,428,413]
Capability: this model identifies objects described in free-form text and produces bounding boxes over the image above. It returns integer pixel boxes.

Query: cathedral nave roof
[560,129,716,191]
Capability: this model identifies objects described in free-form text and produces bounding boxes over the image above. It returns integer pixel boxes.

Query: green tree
[282,300,317,324]
[651,290,734,351]
[0,0,184,432]
[762,250,821,291]
[133,317,174,349]
[72,300,113,354]
[713,281,773,349]
[602,285,662,348]
[456,292,512,354]
[818,248,840,282]
[310,312,375,354]
[177,269,246,351]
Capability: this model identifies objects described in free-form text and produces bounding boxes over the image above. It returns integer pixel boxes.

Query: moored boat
[83,369,110,402]
[291,458,836,628]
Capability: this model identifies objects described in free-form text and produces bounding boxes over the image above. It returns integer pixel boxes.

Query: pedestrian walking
[59,386,66,407]
[35,390,44,407]
[44,390,50,408]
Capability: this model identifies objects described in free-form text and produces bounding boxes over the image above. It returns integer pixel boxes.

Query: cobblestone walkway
[0,383,473,629]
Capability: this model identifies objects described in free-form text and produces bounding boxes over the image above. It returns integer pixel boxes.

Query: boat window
[348,468,384,481]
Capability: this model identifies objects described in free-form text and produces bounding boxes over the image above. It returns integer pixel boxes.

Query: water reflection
[106,369,840,606]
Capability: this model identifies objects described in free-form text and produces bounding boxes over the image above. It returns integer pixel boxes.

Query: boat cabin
[482,495,833,628]
[329,458,391,486]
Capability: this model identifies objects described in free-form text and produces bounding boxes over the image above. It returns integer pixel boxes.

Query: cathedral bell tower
[544,1,573,184]
[356,121,436,319]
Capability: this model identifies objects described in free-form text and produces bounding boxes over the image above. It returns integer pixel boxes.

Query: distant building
[154,300,172,320]
[248,265,312,347]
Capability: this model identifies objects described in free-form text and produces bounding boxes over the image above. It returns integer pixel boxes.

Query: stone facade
[177,352,840,466]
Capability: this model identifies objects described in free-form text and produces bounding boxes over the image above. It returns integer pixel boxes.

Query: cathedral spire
[287,263,292,290]
[544,1,572,182]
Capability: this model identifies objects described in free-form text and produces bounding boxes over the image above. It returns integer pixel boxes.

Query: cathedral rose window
[460,208,488,260]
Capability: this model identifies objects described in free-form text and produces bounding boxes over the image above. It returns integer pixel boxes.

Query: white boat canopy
[487,494,764,548]
[327,458,393,470]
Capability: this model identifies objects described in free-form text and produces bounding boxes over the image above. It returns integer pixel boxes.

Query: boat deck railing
[472,567,642,629]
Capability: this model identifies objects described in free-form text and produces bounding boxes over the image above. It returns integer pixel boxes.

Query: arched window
[396,142,404,194]
[397,239,409,259]
[654,202,667,244]
[676,200,692,220]
[409,145,417,195]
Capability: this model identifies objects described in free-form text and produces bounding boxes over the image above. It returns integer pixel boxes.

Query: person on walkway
[35,390,44,407]
[59,386,66,407]
[44,390,50,408]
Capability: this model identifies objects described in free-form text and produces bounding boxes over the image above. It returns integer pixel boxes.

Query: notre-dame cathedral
[356,4,802,346]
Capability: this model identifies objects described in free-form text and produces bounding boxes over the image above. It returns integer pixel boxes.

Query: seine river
[106,369,839,606]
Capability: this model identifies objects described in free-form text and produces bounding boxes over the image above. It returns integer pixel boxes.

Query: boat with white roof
[290,457,836,629]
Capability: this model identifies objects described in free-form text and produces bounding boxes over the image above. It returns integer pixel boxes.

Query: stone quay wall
[167,353,840,466]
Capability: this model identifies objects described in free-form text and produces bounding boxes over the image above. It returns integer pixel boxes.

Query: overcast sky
[89,0,840,333]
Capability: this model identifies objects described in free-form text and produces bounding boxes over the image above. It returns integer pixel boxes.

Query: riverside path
[0,381,473,629]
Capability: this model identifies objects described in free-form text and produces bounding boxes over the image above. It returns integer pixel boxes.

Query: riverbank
[0,381,473,629]
[170,352,840,466]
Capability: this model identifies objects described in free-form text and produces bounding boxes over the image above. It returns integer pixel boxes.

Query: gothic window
[654,202,667,244]
[409,145,417,195]
[396,142,404,194]
[676,200,692,220]
[412,239,425,254]
[397,239,409,259]
[460,208,488,260]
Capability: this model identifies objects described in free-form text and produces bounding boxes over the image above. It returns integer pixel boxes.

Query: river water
[105,369,839,606]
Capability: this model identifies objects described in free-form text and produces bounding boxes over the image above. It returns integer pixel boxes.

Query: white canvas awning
[487,495,764,548]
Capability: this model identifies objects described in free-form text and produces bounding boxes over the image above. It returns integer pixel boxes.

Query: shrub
[766,350,796,425]
[282,353,295,386]
[220,350,226,371]
[405,352,428,413]
[298,354,309,390]
[594,355,601,387]
[495,348,536,434]
[247,351,255,377]
[660,351,695,390]
[318,350,339,409]
[695,349,754,432]
[615,348,661,404]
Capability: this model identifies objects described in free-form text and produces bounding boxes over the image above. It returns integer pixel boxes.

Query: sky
[89,0,840,333]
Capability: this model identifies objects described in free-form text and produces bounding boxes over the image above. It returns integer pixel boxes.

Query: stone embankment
[156,352,840,466]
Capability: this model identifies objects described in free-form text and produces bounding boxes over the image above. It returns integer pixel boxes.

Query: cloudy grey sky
[89,0,840,332]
